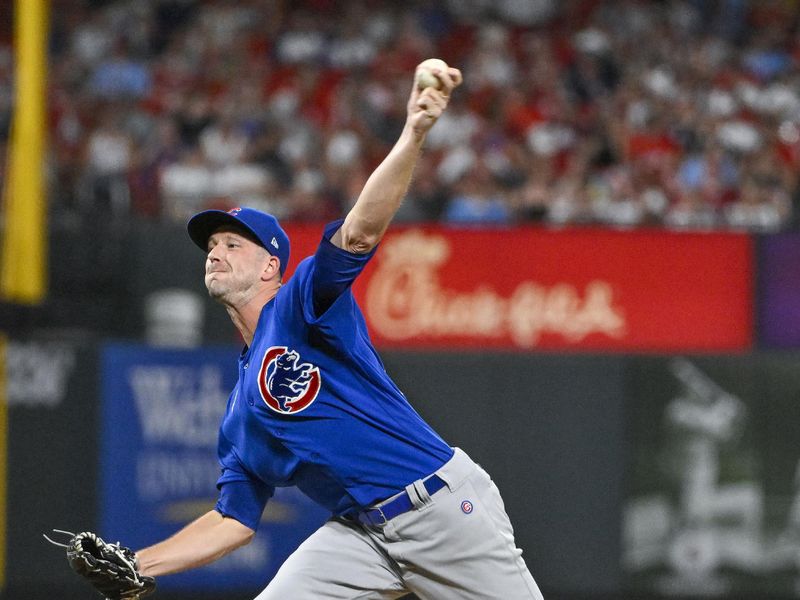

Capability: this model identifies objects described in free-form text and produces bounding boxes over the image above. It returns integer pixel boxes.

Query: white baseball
[415,58,449,90]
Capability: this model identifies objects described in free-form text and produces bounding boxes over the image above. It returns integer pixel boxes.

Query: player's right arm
[303,63,460,318]
[330,62,461,255]
[135,509,254,577]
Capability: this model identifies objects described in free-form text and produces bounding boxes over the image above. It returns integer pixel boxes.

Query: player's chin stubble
[205,276,229,302]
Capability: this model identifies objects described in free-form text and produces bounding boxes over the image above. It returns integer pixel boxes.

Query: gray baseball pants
[256,448,544,600]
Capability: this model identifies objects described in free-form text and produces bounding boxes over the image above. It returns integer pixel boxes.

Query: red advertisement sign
[283,225,753,352]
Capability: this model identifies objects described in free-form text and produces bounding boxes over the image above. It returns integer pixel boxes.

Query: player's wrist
[400,122,427,148]
[134,549,154,577]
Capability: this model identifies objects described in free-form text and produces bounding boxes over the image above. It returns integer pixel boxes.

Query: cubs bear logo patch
[258,346,321,414]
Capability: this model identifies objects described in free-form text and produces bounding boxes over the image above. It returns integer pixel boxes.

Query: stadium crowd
[3,0,800,231]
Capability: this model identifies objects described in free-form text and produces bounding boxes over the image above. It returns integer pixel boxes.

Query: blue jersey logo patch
[258,346,321,414]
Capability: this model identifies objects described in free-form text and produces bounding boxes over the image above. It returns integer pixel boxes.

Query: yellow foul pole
[1,0,49,304]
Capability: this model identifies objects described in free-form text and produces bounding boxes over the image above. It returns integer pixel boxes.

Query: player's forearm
[135,510,254,577]
[333,124,424,253]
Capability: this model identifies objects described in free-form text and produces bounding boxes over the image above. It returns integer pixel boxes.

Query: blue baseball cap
[187,207,291,276]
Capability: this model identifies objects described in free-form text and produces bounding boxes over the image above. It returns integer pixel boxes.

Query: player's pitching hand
[407,59,462,139]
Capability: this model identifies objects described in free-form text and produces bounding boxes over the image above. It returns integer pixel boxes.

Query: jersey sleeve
[215,433,274,531]
[308,219,378,318]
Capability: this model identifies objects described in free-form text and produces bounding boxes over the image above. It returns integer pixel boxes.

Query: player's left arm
[330,63,462,254]
[135,509,254,577]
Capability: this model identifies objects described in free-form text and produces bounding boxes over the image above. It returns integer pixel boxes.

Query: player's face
[204,227,272,303]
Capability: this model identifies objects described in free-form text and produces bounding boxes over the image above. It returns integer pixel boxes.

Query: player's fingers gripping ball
[410,58,462,131]
[65,531,156,599]
[415,58,450,91]
[414,58,463,98]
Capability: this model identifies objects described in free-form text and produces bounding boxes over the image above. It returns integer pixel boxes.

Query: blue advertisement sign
[99,343,328,593]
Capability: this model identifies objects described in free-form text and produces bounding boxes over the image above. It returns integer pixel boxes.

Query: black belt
[354,475,447,527]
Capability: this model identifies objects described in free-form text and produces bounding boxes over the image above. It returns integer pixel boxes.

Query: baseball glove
[45,530,156,599]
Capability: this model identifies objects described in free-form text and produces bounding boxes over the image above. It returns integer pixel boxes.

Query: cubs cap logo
[258,346,321,414]
[461,500,474,514]
[228,207,242,215]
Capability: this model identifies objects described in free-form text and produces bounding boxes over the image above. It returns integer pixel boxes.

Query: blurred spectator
[676,143,739,206]
[399,157,451,222]
[664,191,719,230]
[78,108,134,216]
[443,157,513,225]
[176,94,214,148]
[90,46,152,99]
[426,94,482,149]
[723,175,790,232]
[285,168,341,222]
[70,8,114,67]
[159,147,213,221]
[590,165,649,228]
[199,107,249,167]
[214,162,276,215]
[249,126,293,188]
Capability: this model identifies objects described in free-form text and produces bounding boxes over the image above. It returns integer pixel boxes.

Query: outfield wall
[5,344,800,599]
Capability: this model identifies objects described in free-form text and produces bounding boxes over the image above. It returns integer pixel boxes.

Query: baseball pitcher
[57,60,544,600]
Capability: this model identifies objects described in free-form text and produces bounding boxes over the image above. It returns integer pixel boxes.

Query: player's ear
[262,255,280,281]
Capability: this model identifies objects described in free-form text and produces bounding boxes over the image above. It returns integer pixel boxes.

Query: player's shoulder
[296,255,315,273]
[274,256,316,305]
[284,255,315,286]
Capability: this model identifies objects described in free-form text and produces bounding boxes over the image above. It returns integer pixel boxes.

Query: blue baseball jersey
[214,221,454,530]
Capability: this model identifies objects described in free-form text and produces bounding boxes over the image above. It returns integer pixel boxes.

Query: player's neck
[226,287,278,347]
